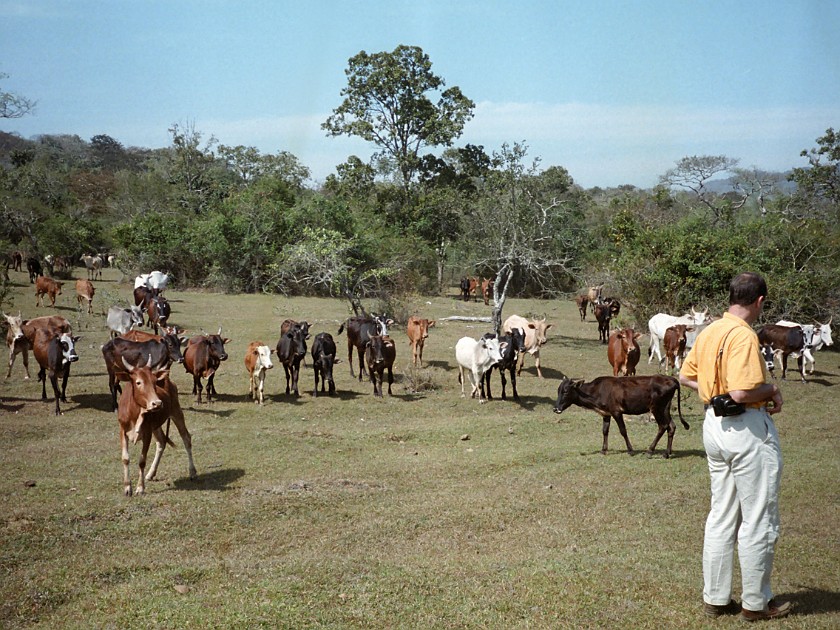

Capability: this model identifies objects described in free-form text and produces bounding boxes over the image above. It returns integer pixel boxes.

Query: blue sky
[1,0,838,188]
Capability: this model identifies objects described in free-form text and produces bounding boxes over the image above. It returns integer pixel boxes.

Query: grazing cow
[33,329,80,415]
[455,335,504,403]
[107,305,145,338]
[80,254,103,280]
[481,327,526,401]
[663,324,694,373]
[338,313,394,379]
[75,279,95,314]
[35,276,64,308]
[311,332,338,397]
[503,315,553,378]
[4,314,71,379]
[648,308,711,366]
[459,276,470,302]
[365,334,396,397]
[276,326,307,396]
[183,331,231,403]
[553,375,688,459]
[117,361,197,496]
[481,278,494,305]
[594,303,612,344]
[406,316,436,367]
[280,318,311,339]
[777,319,833,374]
[574,294,589,321]
[757,324,808,382]
[607,328,642,376]
[6,251,22,271]
[27,257,42,283]
[244,341,274,405]
[103,328,187,411]
[147,295,171,335]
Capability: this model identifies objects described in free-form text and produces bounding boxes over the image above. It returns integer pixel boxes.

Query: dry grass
[1,267,838,628]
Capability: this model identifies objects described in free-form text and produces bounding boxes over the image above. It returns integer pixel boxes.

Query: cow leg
[145,428,168,481]
[59,365,69,402]
[797,355,806,383]
[193,376,203,404]
[781,353,789,380]
[258,371,265,405]
[135,433,153,495]
[208,374,218,398]
[516,352,525,376]
[612,414,635,454]
[313,366,320,397]
[170,409,197,480]
[121,429,133,496]
[472,369,484,403]
[50,371,62,415]
[291,363,300,397]
[386,366,393,396]
[510,366,520,400]
[534,350,543,379]
[347,342,355,377]
[482,369,493,401]
[357,347,366,381]
[283,365,291,395]
[38,367,47,400]
[646,421,669,457]
[417,341,424,367]
[458,367,466,397]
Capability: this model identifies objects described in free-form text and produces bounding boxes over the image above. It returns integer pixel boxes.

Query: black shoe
[741,598,792,622]
[704,599,741,618]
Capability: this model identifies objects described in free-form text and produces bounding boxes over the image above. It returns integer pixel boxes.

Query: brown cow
[574,294,589,321]
[406,316,435,367]
[594,303,612,344]
[35,276,64,307]
[502,315,553,378]
[553,375,688,459]
[244,341,274,404]
[663,324,693,373]
[117,360,197,496]
[183,331,230,403]
[365,334,396,397]
[4,314,71,379]
[481,278,494,305]
[608,328,642,376]
[6,251,23,271]
[338,314,393,379]
[75,279,95,314]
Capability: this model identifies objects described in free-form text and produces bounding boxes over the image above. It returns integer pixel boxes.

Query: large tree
[789,127,840,217]
[659,155,743,224]
[0,72,35,119]
[322,45,474,191]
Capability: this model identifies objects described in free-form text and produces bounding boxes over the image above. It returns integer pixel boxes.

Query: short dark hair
[729,272,767,306]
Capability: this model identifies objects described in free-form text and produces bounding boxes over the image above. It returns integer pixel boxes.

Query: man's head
[729,272,767,307]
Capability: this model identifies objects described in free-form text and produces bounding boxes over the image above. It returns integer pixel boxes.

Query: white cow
[455,336,504,403]
[134,271,171,293]
[648,308,711,366]
[776,319,832,374]
[106,305,145,338]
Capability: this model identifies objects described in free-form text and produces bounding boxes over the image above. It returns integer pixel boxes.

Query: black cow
[27,257,42,284]
[102,330,186,411]
[459,276,471,302]
[33,329,80,415]
[365,334,396,397]
[147,295,171,335]
[553,375,688,459]
[480,327,526,401]
[277,326,307,396]
[311,332,338,397]
[183,333,230,403]
[338,314,393,380]
[594,303,612,344]
[757,324,807,382]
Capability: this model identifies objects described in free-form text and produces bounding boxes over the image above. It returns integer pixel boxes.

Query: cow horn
[218,326,222,335]
[121,356,135,373]
[146,354,152,368]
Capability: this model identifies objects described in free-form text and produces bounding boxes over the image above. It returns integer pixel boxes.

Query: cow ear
[73,335,81,342]
[634,332,642,340]
[223,338,231,343]
[116,371,133,382]
[334,358,342,364]
[428,321,436,328]
[573,379,585,387]
[545,324,553,330]
[685,327,695,332]
[499,341,508,352]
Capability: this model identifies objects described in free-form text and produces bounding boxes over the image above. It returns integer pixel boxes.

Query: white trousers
[702,407,782,611]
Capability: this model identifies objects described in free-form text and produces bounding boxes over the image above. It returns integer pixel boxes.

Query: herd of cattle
[2,262,836,493]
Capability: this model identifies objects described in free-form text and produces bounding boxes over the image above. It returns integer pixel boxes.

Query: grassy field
[1,267,838,629]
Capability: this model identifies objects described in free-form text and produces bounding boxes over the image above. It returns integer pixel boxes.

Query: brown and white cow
[4,314,71,379]
[553,375,688,459]
[146,295,171,335]
[35,276,63,308]
[183,330,231,403]
[503,315,552,378]
[757,324,808,382]
[587,284,604,314]
[75,279,95,314]
[406,316,435,367]
[80,254,103,280]
[32,328,80,415]
[663,324,693,373]
[607,328,642,376]
[244,341,274,405]
[117,360,197,496]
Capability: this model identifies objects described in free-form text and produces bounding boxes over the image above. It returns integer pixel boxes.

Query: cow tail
[676,380,689,430]
[164,418,176,448]
[338,322,345,335]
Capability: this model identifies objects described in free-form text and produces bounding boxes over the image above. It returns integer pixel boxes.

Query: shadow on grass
[72,393,116,413]
[171,467,245,492]
[0,400,26,412]
[188,406,237,417]
[787,585,840,616]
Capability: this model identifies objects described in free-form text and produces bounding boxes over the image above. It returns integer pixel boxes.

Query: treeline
[1,124,839,325]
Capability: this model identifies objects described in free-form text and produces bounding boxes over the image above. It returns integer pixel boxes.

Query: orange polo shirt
[680,312,769,407]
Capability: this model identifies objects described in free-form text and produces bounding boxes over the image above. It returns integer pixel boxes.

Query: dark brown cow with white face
[146,295,171,335]
[183,331,230,403]
[117,361,197,496]
[32,328,80,415]
[553,375,688,459]
[35,276,63,308]
[365,334,396,397]
[338,314,393,380]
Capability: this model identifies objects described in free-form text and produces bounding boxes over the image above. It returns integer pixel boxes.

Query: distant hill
[705,172,797,194]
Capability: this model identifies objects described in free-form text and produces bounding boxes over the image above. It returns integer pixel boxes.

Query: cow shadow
[188,406,237,417]
[171,467,245,492]
[423,360,451,369]
[72,393,116,413]
[0,400,26,413]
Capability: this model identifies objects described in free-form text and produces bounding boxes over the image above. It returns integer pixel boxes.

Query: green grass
[1,267,838,628]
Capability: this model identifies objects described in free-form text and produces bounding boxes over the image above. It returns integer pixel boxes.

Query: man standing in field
[679,272,790,622]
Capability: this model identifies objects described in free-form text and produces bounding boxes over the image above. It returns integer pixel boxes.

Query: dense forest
[2,48,838,327]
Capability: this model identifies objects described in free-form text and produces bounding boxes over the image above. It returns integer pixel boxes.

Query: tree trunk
[491,266,513,335]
